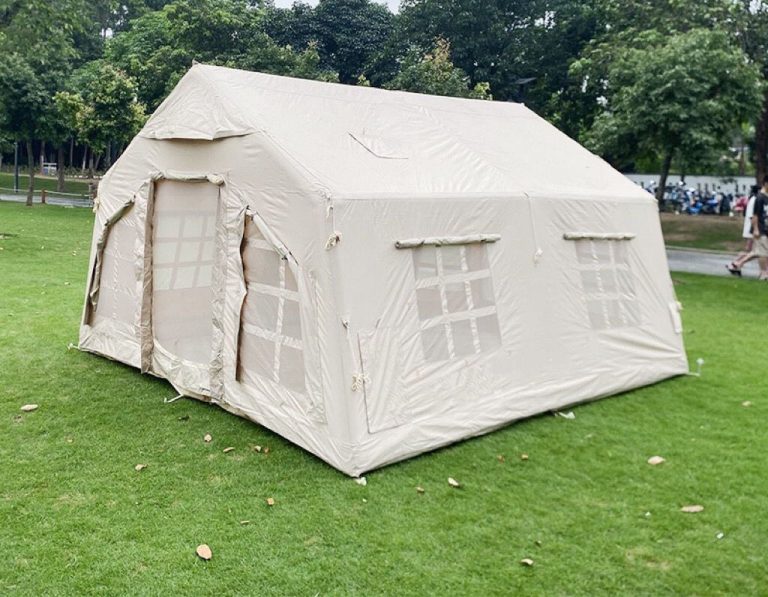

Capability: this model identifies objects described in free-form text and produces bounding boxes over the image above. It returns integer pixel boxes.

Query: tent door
[151,180,219,367]
[358,328,408,433]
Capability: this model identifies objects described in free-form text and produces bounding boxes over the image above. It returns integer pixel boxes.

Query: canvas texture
[79,65,688,476]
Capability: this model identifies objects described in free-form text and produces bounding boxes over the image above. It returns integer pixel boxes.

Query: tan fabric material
[80,65,688,477]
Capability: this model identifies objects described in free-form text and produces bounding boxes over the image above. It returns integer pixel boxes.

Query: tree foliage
[581,29,762,197]
[385,38,491,99]
[2,0,768,186]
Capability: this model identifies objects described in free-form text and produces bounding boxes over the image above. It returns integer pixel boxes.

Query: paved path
[667,248,762,279]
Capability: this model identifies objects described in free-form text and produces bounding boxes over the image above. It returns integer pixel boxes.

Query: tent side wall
[79,132,355,474]
[331,192,688,474]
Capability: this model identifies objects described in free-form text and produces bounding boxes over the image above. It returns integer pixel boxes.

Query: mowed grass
[0,172,91,196]
[660,212,744,252]
[1,202,766,595]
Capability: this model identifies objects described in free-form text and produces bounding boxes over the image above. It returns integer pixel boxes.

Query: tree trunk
[755,88,768,185]
[39,140,45,176]
[26,139,35,206]
[69,138,74,169]
[88,152,95,179]
[105,141,112,170]
[656,149,674,205]
[57,144,66,192]
[82,146,88,174]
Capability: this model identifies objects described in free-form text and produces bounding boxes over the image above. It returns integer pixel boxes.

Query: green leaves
[580,27,762,174]
[385,38,492,99]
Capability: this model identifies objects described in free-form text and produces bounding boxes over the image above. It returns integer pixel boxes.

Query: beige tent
[79,64,688,476]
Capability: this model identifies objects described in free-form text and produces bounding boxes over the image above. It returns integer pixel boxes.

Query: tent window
[238,219,306,394]
[153,211,216,291]
[411,244,501,362]
[574,239,639,330]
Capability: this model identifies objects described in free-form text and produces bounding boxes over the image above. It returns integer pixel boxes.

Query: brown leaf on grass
[266,497,275,506]
[252,445,262,452]
[681,505,704,513]
[447,477,461,488]
[20,404,39,412]
[647,456,666,466]
[520,453,529,461]
[240,520,251,526]
[416,486,425,494]
[520,558,534,567]
[223,447,235,454]
[13,415,23,423]
[134,464,148,472]
[203,434,212,443]
[742,401,752,407]
[196,544,212,560]
[263,447,270,455]
[497,454,505,463]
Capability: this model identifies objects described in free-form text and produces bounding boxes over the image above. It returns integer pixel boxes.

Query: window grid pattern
[412,244,501,362]
[153,210,216,291]
[239,222,306,394]
[574,239,640,330]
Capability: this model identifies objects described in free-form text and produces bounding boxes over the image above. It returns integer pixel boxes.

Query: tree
[312,0,394,83]
[385,38,491,99]
[394,0,598,128]
[0,55,50,205]
[107,0,337,111]
[61,61,147,176]
[265,0,394,84]
[581,29,762,202]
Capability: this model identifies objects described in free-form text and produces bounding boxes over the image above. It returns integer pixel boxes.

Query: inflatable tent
[79,65,688,476]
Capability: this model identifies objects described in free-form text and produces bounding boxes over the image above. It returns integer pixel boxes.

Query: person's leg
[758,256,768,280]
[729,251,755,271]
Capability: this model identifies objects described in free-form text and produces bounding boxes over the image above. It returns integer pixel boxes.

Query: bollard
[41,189,47,204]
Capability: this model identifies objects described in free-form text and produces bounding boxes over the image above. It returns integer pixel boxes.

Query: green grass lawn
[1,202,766,595]
[0,172,91,196]
[660,212,744,252]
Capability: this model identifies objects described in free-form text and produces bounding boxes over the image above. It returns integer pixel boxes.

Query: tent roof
[141,64,647,201]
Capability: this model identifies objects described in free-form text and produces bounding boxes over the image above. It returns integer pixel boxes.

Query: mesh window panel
[411,243,501,363]
[151,180,219,364]
[238,218,308,394]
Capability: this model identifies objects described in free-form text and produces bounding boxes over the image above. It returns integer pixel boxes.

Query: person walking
[727,177,768,279]
[726,185,758,276]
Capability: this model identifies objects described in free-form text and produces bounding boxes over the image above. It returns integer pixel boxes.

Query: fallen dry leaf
[742,401,752,407]
[20,404,38,412]
[134,464,148,472]
[196,544,212,560]
[447,477,461,488]
[252,445,262,452]
[497,454,505,463]
[647,456,666,466]
[240,520,251,526]
[520,558,534,567]
[681,505,704,513]
[520,453,529,461]
[263,447,270,455]
[223,447,235,454]
[416,486,425,494]
[354,476,367,486]
[266,497,275,506]
[203,434,212,443]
